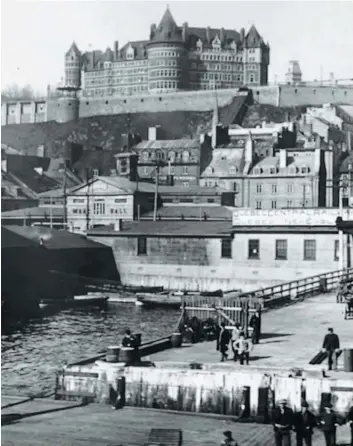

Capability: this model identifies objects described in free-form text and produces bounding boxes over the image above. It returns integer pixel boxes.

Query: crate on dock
[146,428,182,446]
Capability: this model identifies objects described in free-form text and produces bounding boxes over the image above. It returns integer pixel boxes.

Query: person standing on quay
[231,323,241,361]
[320,403,339,446]
[272,399,294,446]
[249,310,261,344]
[233,332,251,365]
[346,405,353,446]
[221,430,239,446]
[321,328,340,371]
[293,401,317,446]
[217,322,231,362]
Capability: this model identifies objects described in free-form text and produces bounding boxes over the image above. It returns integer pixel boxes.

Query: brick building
[64,7,269,97]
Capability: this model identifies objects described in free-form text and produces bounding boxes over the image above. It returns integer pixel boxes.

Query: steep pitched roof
[66,41,81,57]
[150,7,184,44]
[245,25,264,48]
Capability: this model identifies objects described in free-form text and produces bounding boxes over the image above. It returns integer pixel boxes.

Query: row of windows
[86,67,148,77]
[193,73,238,81]
[85,85,148,95]
[255,200,310,209]
[141,150,191,162]
[149,81,178,89]
[255,183,311,194]
[150,59,178,67]
[86,76,148,85]
[149,51,180,58]
[150,70,180,78]
[135,238,337,261]
[199,53,243,62]
[221,239,338,261]
[140,166,190,175]
[252,166,311,175]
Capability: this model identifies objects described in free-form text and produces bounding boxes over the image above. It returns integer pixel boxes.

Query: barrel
[118,347,135,364]
[171,332,182,348]
[343,348,353,372]
[106,345,120,363]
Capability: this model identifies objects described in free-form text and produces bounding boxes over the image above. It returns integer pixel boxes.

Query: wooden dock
[2,395,347,446]
[150,292,353,374]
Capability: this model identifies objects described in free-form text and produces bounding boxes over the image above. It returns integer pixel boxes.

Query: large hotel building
[64,7,270,97]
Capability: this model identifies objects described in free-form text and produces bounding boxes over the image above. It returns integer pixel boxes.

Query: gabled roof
[245,25,264,48]
[150,7,184,44]
[66,42,80,57]
[119,40,148,60]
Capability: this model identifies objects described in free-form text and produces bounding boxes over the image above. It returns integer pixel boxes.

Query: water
[1,303,179,397]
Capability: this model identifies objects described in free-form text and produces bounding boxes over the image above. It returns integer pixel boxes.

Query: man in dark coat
[293,401,317,446]
[217,322,231,362]
[320,403,339,446]
[249,310,261,344]
[321,328,340,371]
[121,328,134,347]
[346,405,353,446]
[272,399,295,446]
[221,430,239,446]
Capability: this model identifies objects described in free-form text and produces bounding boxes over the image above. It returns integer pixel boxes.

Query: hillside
[242,103,305,128]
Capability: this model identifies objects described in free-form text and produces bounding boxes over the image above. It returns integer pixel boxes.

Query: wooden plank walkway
[150,292,353,376]
[2,396,350,445]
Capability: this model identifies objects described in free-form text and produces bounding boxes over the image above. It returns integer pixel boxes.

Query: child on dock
[233,332,252,365]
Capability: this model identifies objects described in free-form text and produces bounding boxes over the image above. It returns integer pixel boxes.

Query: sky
[1,0,353,94]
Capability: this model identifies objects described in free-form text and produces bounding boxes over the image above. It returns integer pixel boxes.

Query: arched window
[142,151,149,160]
[168,150,175,162]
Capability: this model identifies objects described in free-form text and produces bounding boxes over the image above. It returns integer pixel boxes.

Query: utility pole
[50,195,53,229]
[339,178,345,271]
[86,168,90,232]
[63,163,67,230]
[153,162,160,222]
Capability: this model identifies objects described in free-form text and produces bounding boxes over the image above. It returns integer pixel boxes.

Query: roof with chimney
[202,147,245,177]
[250,152,318,175]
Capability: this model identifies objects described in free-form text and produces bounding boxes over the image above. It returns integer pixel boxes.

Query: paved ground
[149,292,353,377]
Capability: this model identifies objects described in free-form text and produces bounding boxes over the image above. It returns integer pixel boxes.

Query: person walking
[249,310,261,344]
[121,328,134,347]
[320,403,339,446]
[233,332,251,365]
[346,405,353,446]
[218,322,231,362]
[221,430,239,446]
[231,324,241,361]
[272,399,295,446]
[293,401,317,446]
[321,328,340,371]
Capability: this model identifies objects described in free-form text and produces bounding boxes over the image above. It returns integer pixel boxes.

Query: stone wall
[88,231,341,292]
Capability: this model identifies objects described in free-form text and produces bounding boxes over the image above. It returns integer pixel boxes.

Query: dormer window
[269,167,277,174]
[182,150,190,162]
[230,41,237,52]
[206,166,214,175]
[196,39,203,52]
[168,150,175,162]
[253,167,261,175]
[126,44,135,60]
[289,166,297,174]
[212,35,221,51]
[301,166,310,174]
[229,166,237,175]
[104,61,111,69]
[92,169,99,177]
[142,151,149,160]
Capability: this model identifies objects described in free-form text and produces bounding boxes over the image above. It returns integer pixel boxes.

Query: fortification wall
[78,89,238,118]
[2,85,353,126]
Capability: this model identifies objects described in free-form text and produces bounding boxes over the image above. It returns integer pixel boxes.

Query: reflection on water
[1,303,179,396]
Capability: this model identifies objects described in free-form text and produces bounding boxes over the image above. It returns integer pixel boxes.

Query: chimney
[314,147,321,172]
[245,132,253,164]
[279,148,287,168]
[1,158,7,172]
[148,127,157,141]
[182,22,188,42]
[315,134,321,149]
[150,24,157,40]
[114,219,123,232]
[220,27,225,43]
[240,28,245,43]
[200,134,205,144]
[348,132,352,152]
[206,27,211,43]
[37,145,45,157]
[114,41,119,60]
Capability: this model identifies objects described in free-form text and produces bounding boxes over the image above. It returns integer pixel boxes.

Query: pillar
[31,101,36,123]
[1,102,7,125]
[15,102,21,124]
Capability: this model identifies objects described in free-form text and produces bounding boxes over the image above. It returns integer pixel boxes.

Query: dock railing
[180,268,353,336]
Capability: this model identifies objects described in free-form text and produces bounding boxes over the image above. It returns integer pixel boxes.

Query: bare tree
[1,83,36,100]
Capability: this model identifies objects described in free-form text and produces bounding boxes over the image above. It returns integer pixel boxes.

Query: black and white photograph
[1,0,353,444]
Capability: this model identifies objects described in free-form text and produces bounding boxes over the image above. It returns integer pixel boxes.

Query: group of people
[272,399,353,446]
[217,311,261,364]
[121,328,141,348]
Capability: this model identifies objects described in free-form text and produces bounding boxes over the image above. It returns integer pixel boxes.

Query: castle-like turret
[146,7,187,93]
[65,42,82,88]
